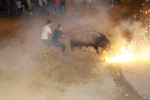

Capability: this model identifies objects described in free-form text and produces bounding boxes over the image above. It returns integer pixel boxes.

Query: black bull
[70,31,111,54]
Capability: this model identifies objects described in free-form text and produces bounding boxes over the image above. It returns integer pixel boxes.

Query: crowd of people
[0,0,66,16]
[0,0,121,16]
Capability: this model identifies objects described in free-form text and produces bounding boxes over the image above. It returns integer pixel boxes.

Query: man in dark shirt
[51,24,66,54]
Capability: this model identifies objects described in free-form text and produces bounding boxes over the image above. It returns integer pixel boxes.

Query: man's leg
[18,8,20,15]
[61,5,66,14]
[42,39,52,57]
[44,47,51,57]
[46,40,52,55]
[46,46,51,54]
[54,42,65,53]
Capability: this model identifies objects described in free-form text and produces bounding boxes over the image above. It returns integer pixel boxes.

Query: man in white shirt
[41,20,53,57]
[16,0,22,16]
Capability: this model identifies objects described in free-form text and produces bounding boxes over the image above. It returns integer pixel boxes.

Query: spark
[105,46,134,63]
[105,6,150,63]
[105,44,150,63]
[145,11,147,14]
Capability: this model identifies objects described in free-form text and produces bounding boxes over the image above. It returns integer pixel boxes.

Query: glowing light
[145,11,147,14]
[105,46,134,63]
[105,53,133,63]
[105,43,150,63]
[105,9,150,63]
[120,46,125,53]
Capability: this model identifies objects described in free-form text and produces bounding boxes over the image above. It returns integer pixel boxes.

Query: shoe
[44,53,48,57]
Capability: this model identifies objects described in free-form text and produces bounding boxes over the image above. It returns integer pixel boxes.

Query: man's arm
[48,28,52,37]
[60,34,67,39]
[48,32,52,39]
[49,32,52,36]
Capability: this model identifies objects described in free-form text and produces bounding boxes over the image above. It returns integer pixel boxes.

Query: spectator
[54,0,60,14]
[16,0,21,15]
[22,0,29,13]
[31,0,39,13]
[0,0,2,12]
[110,0,121,6]
[25,0,29,13]
[47,0,55,15]
[10,0,15,15]
[60,0,66,14]
[110,0,116,6]
[38,0,47,13]
[3,0,7,13]
[0,0,2,7]
[116,0,121,4]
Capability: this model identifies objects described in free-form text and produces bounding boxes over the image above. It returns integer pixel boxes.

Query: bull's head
[103,39,111,51]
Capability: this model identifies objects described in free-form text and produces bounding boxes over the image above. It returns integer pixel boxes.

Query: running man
[51,24,67,54]
[41,20,53,57]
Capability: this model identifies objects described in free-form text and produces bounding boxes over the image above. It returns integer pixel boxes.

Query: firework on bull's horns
[104,7,150,63]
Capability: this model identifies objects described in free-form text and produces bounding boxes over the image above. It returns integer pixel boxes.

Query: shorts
[41,39,52,47]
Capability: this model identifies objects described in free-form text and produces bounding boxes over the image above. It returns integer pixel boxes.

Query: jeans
[17,8,21,15]
[32,5,38,12]
[54,4,60,14]
[61,5,66,13]
[53,42,65,53]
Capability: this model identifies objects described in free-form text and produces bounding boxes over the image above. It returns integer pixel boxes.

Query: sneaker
[44,53,48,57]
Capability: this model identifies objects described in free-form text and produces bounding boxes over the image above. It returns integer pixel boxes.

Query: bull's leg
[71,46,74,51]
[79,46,83,50]
[101,49,106,57]
[70,44,74,51]
[93,46,99,54]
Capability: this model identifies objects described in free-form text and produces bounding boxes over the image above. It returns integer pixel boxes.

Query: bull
[70,31,111,54]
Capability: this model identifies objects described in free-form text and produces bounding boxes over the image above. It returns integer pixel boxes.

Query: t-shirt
[41,25,52,39]
[16,1,21,8]
[51,29,63,43]
[55,0,60,6]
